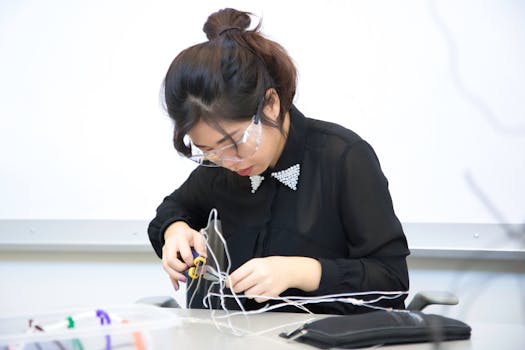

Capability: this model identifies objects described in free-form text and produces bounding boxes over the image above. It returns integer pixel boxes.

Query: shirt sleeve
[316,140,410,308]
[147,166,216,258]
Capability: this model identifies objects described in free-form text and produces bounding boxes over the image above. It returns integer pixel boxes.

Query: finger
[170,277,180,291]
[227,262,254,289]
[162,261,188,284]
[244,286,269,303]
[254,296,270,303]
[178,243,196,267]
[163,265,187,284]
[193,233,207,258]
[231,274,259,294]
[162,243,188,272]
[230,267,259,293]
[163,246,189,272]
[164,255,188,273]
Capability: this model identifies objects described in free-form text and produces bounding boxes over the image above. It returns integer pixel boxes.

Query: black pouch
[280,310,471,349]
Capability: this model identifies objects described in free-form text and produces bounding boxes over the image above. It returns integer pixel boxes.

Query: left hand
[227,256,321,303]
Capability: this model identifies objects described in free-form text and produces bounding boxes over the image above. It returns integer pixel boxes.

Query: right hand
[162,221,207,291]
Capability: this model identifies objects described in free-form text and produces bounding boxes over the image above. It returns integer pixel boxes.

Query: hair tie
[218,27,241,36]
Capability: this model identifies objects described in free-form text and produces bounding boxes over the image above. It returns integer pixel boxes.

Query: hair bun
[203,8,252,40]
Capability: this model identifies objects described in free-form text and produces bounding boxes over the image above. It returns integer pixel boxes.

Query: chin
[251,165,269,176]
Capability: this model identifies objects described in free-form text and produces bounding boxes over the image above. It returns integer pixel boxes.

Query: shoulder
[307,117,361,142]
[293,109,380,168]
[303,115,368,156]
[300,116,386,186]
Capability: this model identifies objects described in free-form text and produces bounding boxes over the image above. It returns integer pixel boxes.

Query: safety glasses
[186,114,262,167]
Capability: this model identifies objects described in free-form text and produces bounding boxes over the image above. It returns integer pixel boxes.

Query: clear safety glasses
[186,115,262,167]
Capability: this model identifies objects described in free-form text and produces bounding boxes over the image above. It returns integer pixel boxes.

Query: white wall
[1,0,524,224]
[0,250,184,314]
[408,257,525,324]
[0,251,178,314]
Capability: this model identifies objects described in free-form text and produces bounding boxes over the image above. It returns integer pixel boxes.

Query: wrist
[164,221,190,241]
[290,257,321,292]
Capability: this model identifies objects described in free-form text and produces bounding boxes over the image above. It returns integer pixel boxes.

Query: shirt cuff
[316,258,343,295]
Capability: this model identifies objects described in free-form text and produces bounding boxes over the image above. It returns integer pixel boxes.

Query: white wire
[205,292,409,317]
[204,291,407,304]
[191,208,411,336]
[202,208,247,313]
[197,209,252,335]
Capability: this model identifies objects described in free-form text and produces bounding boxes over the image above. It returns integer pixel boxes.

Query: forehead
[188,118,249,145]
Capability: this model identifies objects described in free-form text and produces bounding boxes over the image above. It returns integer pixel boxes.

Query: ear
[262,88,281,122]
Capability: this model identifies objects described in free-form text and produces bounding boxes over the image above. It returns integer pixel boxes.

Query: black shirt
[148,105,410,314]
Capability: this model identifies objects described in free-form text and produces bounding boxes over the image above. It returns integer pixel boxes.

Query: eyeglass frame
[185,114,262,167]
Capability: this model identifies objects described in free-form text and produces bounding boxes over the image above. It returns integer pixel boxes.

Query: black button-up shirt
[148,105,410,314]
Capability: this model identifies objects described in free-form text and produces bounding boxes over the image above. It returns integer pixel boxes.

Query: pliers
[183,249,219,282]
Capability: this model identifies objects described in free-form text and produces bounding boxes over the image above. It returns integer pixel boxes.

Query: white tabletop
[161,309,525,350]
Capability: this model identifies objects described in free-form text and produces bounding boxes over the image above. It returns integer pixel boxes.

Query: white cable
[197,210,251,335]
[200,290,408,318]
[201,209,246,313]
[192,208,411,335]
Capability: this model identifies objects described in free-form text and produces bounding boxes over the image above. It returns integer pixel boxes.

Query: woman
[148,8,409,315]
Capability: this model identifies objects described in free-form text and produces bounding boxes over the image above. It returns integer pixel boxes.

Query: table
[162,309,525,349]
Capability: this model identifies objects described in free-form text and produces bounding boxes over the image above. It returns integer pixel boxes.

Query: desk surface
[165,309,525,350]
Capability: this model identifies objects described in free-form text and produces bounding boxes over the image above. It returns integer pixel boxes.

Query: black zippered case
[280,310,471,349]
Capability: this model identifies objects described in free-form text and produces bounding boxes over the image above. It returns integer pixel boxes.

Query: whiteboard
[1,0,524,228]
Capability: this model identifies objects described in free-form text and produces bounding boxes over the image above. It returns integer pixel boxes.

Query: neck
[270,111,291,168]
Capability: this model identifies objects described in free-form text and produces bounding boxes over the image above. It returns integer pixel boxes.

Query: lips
[236,166,253,176]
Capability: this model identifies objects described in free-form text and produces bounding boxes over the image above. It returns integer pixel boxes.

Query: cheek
[252,136,278,169]
[251,157,270,174]
[258,147,274,164]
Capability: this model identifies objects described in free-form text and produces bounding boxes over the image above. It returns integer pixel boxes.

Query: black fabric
[148,105,410,314]
[280,311,471,349]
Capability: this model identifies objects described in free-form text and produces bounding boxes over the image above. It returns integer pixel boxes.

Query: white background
[1,0,524,225]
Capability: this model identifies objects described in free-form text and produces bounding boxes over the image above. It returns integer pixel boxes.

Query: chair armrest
[135,296,181,308]
[407,291,459,311]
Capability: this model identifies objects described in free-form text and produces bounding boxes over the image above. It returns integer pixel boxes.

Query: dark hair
[162,8,297,156]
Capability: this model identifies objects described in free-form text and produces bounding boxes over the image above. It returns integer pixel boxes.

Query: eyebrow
[193,128,241,149]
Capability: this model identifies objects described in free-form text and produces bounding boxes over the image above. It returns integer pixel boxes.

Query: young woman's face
[187,96,287,176]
